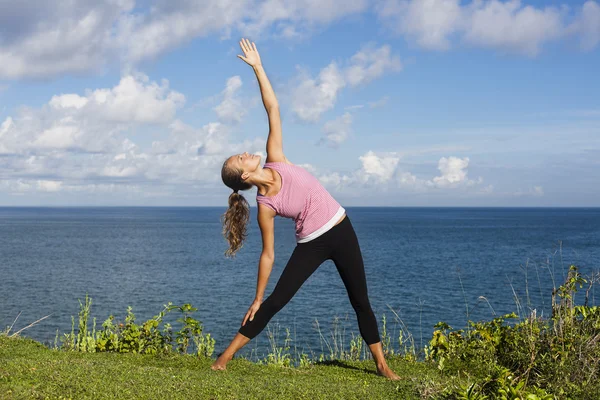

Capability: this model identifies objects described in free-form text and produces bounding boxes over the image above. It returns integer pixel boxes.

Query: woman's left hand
[242,299,262,326]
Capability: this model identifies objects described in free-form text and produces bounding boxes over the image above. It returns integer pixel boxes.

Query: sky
[0,0,598,207]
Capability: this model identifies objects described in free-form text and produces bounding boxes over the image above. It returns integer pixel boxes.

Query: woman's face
[228,152,261,174]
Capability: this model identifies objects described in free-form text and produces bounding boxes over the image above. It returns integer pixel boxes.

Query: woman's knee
[349,295,373,313]
[262,294,290,314]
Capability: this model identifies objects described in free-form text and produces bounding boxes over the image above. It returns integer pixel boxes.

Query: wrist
[254,296,263,302]
[252,63,263,71]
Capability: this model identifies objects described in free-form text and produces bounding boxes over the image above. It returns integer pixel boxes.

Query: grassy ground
[0,336,448,399]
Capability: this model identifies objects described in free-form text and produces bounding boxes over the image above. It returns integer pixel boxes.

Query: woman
[212,38,400,380]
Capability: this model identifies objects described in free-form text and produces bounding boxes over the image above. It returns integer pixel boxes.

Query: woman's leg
[330,217,401,380]
[211,239,329,370]
[238,240,329,339]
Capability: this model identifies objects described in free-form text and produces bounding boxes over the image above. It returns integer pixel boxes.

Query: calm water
[1,207,599,358]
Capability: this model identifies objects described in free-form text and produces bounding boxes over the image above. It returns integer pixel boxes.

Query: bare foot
[210,352,232,371]
[376,365,402,380]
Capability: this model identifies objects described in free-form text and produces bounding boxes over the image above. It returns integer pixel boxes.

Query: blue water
[1,207,599,358]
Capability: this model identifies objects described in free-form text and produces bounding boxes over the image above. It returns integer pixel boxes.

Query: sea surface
[1,207,599,358]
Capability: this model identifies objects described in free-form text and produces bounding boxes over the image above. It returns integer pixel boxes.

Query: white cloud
[237,0,369,39]
[33,123,82,150]
[396,171,421,188]
[0,0,597,81]
[318,112,353,147]
[49,94,89,110]
[0,73,266,198]
[318,151,402,190]
[344,105,365,111]
[0,0,369,80]
[213,76,247,123]
[297,163,318,174]
[318,172,354,189]
[376,0,462,50]
[291,44,401,122]
[37,180,63,192]
[0,178,145,196]
[316,151,485,194]
[463,0,564,56]
[376,0,600,55]
[118,0,249,64]
[101,165,139,178]
[0,179,30,194]
[0,117,14,154]
[50,74,185,124]
[430,156,471,187]
[426,156,484,188]
[345,44,402,86]
[88,74,185,124]
[369,96,390,109]
[578,0,600,50]
[357,151,400,183]
[291,63,346,122]
[0,0,134,79]
[0,74,184,155]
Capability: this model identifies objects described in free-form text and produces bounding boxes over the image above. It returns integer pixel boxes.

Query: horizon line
[0,205,599,209]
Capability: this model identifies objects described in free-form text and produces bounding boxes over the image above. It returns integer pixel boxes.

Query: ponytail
[221,191,250,257]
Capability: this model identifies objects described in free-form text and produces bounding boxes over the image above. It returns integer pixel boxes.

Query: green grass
[0,336,447,399]
[4,265,597,399]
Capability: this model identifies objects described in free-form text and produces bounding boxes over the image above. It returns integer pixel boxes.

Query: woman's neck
[253,168,278,195]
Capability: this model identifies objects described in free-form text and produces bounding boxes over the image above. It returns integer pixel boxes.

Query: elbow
[266,104,279,114]
[261,252,275,262]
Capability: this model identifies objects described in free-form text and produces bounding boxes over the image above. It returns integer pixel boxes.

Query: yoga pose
[211,39,400,380]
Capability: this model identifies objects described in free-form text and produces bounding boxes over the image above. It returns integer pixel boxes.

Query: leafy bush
[426,265,600,399]
[58,295,215,358]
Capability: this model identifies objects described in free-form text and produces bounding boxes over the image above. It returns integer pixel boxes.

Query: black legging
[238,215,381,345]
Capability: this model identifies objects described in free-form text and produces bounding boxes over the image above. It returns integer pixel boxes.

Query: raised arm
[237,38,288,164]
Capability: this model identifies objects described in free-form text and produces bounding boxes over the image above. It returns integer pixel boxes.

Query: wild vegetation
[2,265,599,399]
[55,295,215,358]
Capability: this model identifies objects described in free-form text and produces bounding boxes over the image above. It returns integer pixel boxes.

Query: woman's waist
[295,206,346,243]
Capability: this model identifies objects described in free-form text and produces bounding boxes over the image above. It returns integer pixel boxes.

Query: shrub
[426,265,600,399]
[58,295,215,358]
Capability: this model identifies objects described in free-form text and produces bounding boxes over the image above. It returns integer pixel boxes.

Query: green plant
[264,324,292,367]
[428,265,600,399]
[381,314,392,356]
[62,296,214,357]
[298,352,312,368]
[455,382,489,400]
[349,332,363,361]
[76,294,96,352]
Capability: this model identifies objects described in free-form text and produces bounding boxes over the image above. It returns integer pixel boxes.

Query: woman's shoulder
[265,155,293,165]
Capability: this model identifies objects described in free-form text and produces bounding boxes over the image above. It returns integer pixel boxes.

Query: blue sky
[0,0,598,206]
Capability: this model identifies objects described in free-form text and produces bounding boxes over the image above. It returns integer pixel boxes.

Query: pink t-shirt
[256,162,346,243]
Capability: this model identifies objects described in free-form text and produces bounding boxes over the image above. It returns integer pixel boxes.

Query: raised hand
[237,38,262,67]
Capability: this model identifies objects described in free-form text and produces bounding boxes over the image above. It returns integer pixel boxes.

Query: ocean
[1,207,599,358]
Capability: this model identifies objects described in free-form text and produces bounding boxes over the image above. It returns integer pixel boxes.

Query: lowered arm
[254,204,276,301]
